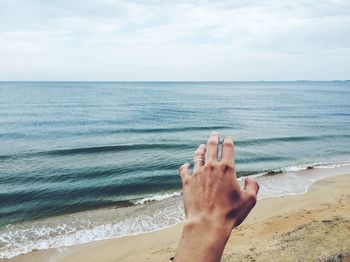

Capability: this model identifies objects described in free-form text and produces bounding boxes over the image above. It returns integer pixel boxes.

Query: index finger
[221,136,235,164]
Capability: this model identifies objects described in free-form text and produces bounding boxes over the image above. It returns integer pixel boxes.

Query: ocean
[0,81,350,258]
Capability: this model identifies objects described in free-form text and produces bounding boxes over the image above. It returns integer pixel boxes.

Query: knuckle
[222,162,235,173]
[192,171,200,178]
[223,140,234,148]
[248,178,260,192]
[222,162,234,170]
[207,140,217,147]
[182,176,189,186]
[194,151,203,158]
[178,165,186,173]
[204,162,216,171]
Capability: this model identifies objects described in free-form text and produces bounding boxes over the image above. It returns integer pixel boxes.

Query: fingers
[221,136,235,164]
[206,131,219,162]
[243,177,259,201]
[178,163,190,184]
[193,144,206,173]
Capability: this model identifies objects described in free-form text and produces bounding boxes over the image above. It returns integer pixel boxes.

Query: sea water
[0,81,350,258]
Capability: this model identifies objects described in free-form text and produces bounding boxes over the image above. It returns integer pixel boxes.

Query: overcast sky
[0,0,349,81]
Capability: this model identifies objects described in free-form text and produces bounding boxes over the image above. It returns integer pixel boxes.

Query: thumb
[244,177,259,197]
[233,178,259,227]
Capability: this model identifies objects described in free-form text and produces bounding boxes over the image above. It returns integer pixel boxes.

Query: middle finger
[206,132,219,162]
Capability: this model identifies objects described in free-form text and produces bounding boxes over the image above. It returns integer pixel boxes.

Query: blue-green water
[0,81,350,258]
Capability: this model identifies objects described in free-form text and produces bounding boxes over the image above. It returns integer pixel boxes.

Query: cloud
[0,0,349,80]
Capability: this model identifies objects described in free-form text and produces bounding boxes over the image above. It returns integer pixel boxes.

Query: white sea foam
[0,198,185,259]
[135,192,182,205]
[249,160,350,178]
[1,161,350,259]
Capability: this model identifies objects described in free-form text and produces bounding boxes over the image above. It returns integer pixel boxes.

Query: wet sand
[9,173,350,262]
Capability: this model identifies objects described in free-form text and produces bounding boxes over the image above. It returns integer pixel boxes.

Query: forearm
[174,218,232,262]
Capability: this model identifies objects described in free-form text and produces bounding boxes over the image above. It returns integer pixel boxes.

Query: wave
[0,161,183,186]
[134,161,350,205]
[0,198,185,260]
[47,143,193,156]
[0,199,135,227]
[135,192,182,205]
[236,134,350,147]
[2,133,350,160]
[249,160,350,178]
[119,125,232,133]
[0,143,196,160]
[0,174,181,226]
[0,125,232,140]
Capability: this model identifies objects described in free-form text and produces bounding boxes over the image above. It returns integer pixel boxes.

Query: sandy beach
[9,168,350,262]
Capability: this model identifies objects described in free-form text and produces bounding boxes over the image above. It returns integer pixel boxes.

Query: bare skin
[175,132,259,262]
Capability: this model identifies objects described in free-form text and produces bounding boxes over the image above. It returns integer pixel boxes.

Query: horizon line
[0,80,349,82]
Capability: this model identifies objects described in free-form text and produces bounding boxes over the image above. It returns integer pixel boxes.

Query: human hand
[174,132,259,262]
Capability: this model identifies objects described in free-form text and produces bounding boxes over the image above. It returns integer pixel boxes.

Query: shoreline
[8,169,350,261]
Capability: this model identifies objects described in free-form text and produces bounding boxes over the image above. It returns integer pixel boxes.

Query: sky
[0,0,349,81]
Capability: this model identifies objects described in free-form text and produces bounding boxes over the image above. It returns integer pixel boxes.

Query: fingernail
[211,131,219,136]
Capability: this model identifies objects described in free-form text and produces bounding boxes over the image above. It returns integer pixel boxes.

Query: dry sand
[9,173,350,262]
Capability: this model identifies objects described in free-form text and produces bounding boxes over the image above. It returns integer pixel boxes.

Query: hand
[174,132,259,262]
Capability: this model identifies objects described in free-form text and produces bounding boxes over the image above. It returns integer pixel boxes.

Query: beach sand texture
[10,172,350,262]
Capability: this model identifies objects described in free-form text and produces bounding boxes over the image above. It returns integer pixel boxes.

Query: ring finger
[193,144,206,173]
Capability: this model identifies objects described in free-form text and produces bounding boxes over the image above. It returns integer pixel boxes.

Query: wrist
[175,217,232,261]
[184,216,233,242]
